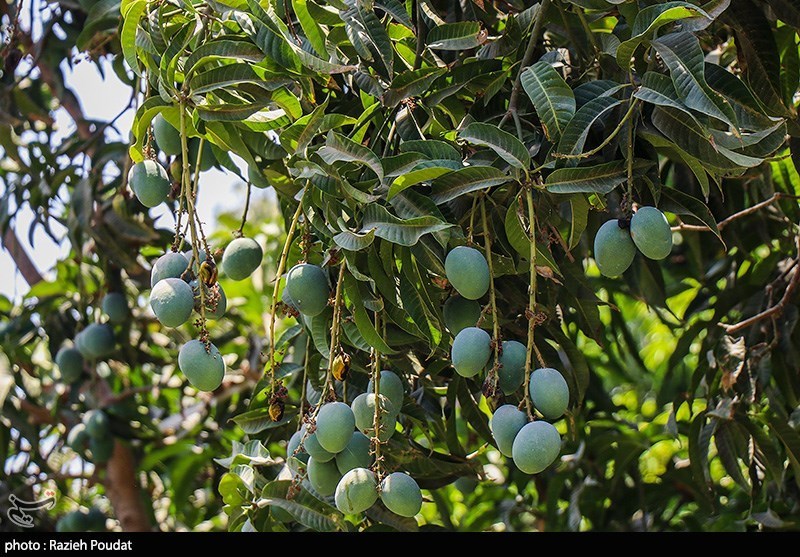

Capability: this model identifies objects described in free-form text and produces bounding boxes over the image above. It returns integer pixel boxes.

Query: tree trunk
[105,442,152,532]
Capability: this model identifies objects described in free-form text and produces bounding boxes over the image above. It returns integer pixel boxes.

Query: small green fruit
[445,246,490,300]
[366,370,404,417]
[182,249,207,273]
[451,327,491,378]
[150,278,194,328]
[55,346,83,383]
[286,263,330,316]
[307,456,343,496]
[443,296,482,334]
[498,340,526,395]
[594,219,636,277]
[490,405,527,457]
[67,423,90,452]
[380,473,422,518]
[335,431,372,475]
[351,393,396,442]
[630,206,673,260]
[129,160,171,208]
[190,280,227,320]
[303,427,335,463]
[315,402,355,454]
[511,421,561,474]
[151,252,189,287]
[221,237,263,281]
[74,324,115,359]
[153,114,181,156]
[178,340,225,392]
[529,367,569,419]
[89,435,114,463]
[101,292,128,324]
[287,429,310,472]
[83,409,109,438]
[335,468,378,514]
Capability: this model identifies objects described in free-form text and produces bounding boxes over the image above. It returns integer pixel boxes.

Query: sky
[0,53,261,301]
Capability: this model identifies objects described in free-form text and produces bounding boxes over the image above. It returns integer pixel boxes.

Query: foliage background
[2,0,800,532]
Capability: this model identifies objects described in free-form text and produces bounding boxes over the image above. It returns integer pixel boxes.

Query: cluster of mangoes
[66,409,114,465]
[593,206,673,277]
[287,371,422,518]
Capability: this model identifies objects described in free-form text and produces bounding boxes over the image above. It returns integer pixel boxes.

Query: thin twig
[671,193,800,233]
[499,0,551,129]
[480,197,501,395]
[522,187,538,420]
[552,98,639,160]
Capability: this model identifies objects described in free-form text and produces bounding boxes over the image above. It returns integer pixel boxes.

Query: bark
[105,442,152,532]
[2,227,44,286]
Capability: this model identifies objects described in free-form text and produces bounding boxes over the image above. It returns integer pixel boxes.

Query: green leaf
[188,64,285,95]
[556,96,623,158]
[341,5,394,79]
[344,274,395,353]
[387,166,454,200]
[120,0,146,76]
[616,2,710,68]
[659,187,724,247]
[652,32,738,129]
[569,194,589,250]
[458,122,530,170]
[521,61,576,144]
[259,481,345,532]
[767,413,800,488]
[184,40,264,77]
[232,409,296,434]
[317,131,384,181]
[634,71,691,113]
[293,0,327,57]
[382,67,447,108]
[333,228,376,251]
[714,423,751,492]
[361,203,453,246]
[545,159,653,194]
[376,0,413,28]
[399,139,461,161]
[429,166,508,204]
[427,22,486,50]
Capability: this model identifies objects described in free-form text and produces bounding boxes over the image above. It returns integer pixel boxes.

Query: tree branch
[671,193,800,233]
[2,227,44,286]
[105,442,152,532]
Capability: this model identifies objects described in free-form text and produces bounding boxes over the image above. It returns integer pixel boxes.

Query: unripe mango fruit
[307,456,343,496]
[491,404,527,457]
[529,367,569,419]
[83,409,110,438]
[90,435,114,463]
[102,292,128,324]
[153,114,181,156]
[221,237,263,281]
[380,473,422,518]
[303,428,335,463]
[188,138,215,172]
[286,429,309,472]
[498,340,526,394]
[55,346,83,383]
[129,160,171,208]
[286,263,330,316]
[315,402,355,453]
[151,252,189,287]
[351,393,396,442]
[443,296,481,334]
[67,423,89,452]
[150,278,194,327]
[336,431,372,475]
[74,324,115,359]
[190,280,227,320]
[335,468,378,514]
[178,340,225,392]
[451,327,491,377]
[366,370,404,417]
[445,246,490,300]
[630,206,672,260]
[593,219,636,277]
[512,421,561,474]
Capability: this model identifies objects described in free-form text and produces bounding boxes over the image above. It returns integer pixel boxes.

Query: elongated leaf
[546,159,652,194]
[184,40,264,76]
[293,0,327,57]
[634,71,691,113]
[430,166,508,204]
[569,194,589,249]
[458,122,530,170]
[388,166,453,200]
[333,228,376,251]
[556,96,623,158]
[376,0,413,28]
[767,413,800,488]
[120,0,146,76]
[317,131,384,181]
[344,274,395,353]
[361,203,453,246]
[652,32,738,129]
[341,6,394,79]
[521,62,576,143]
[189,64,278,95]
[382,67,447,108]
[659,186,724,246]
[259,481,345,532]
[400,139,461,160]
[427,22,486,50]
[715,423,751,492]
[616,2,710,68]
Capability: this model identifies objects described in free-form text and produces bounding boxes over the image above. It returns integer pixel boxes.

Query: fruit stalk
[523,187,537,420]
[480,197,500,394]
[323,260,347,399]
[370,310,384,483]
[179,105,207,327]
[266,186,307,392]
